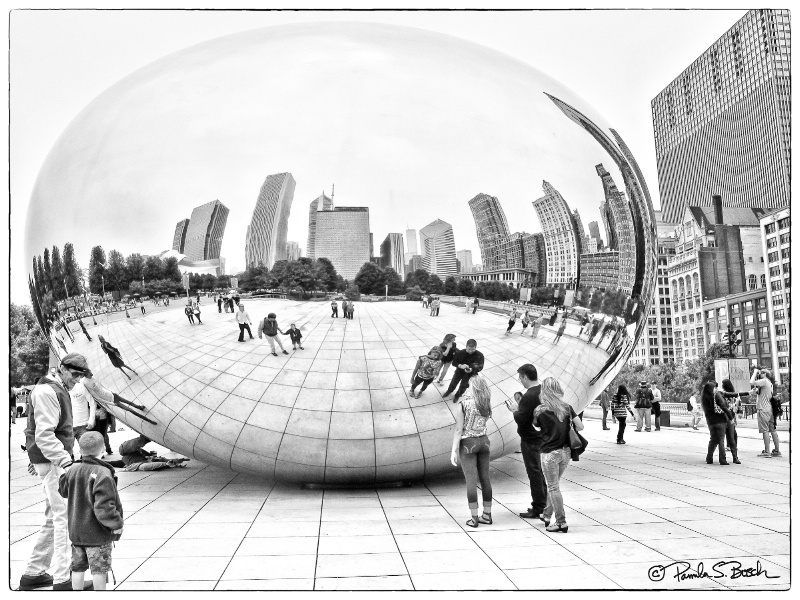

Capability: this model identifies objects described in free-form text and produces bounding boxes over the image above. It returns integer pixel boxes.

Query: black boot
[706,454,713,464]
[732,450,741,464]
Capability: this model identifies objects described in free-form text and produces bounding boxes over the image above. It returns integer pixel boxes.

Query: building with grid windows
[380,233,405,279]
[245,173,295,269]
[406,254,423,275]
[587,221,602,249]
[183,200,230,262]
[461,268,536,290]
[596,164,635,293]
[667,197,766,364]
[456,250,473,274]
[532,181,579,287]
[572,209,589,251]
[652,9,791,225]
[760,206,790,384]
[468,193,512,272]
[314,207,371,280]
[307,192,334,261]
[419,219,457,278]
[285,241,301,262]
[172,219,189,254]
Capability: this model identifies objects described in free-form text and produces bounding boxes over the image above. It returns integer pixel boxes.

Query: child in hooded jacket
[283,324,304,350]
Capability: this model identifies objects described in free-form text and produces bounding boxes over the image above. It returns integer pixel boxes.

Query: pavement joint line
[376,484,415,590]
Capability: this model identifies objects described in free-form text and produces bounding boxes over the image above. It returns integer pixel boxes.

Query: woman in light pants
[533,377,583,533]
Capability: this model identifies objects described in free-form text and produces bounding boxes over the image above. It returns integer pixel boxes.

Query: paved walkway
[9,410,789,590]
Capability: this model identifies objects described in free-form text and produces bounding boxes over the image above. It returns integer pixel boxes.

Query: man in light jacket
[19,353,90,591]
[235,303,254,342]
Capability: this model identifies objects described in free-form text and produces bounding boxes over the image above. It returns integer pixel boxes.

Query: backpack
[770,396,783,417]
[635,388,652,409]
[686,399,693,411]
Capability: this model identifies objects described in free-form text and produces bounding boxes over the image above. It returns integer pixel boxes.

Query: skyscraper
[652,9,790,224]
[183,200,230,262]
[532,182,579,287]
[406,228,418,255]
[314,207,371,280]
[596,164,635,293]
[380,233,405,279]
[587,221,602,248]
[760,206,790,384]
[572,209,589,252]
[307,192,333,261]
[245,172,296,269]
[172,219,189,254]
[285,241,301,262]
[456,249,473,274]
[468,193,511,272]
[419,219,457,278]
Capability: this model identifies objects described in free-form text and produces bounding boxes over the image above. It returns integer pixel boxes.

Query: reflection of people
[435,334,457,386]
[98,335,139,381]
[119,435,187,471]
[78,320,92,342]
[20,354,88,591]
[410,347,443,399]
[442,340,484,402]
[451,374,493,528]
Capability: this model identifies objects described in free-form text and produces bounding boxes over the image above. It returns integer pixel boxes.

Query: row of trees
[236,257,345,296]
[10,304,50,386]
[32,243,83,302]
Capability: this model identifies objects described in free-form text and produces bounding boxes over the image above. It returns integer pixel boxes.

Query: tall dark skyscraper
[183,200,230,261]
[652,9,790,224]
[172,219,189,254]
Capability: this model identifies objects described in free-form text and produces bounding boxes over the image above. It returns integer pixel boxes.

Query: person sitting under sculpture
[118,435,188,471]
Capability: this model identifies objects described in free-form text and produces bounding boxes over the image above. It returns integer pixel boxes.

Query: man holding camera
[441,339,484,402]
[751,367,781,458]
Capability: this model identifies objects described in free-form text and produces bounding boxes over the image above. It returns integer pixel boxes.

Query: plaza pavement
[8,300,790,590]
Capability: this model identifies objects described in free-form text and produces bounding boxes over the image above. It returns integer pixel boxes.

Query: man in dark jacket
[634,381,654,432]
[58,432,123,591]
[442,339,484,402]
[504,363,547,519]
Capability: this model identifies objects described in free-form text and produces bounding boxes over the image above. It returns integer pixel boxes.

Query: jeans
[238,323,253,341]
[187,314,194,324]
[652,403,661,430]
[601,407,608,428]
[707,422,728,463]
[24,463,70,584]
[73,425,88,444]
[332,308,338,317]
[635,408,651,430]
[520,438,547,514]
[472,306,477,314]
[616,415,627,442]
[91,416,112,454]
[411,375,433,394]
[265,335,285,353]
[444,369,472,400]
[725,421,738,455]
[458,436,492,507]
[541,447,571,525]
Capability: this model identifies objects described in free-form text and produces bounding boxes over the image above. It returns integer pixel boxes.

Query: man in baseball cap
[20,353,93,590]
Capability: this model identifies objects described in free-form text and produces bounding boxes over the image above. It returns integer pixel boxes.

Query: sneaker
[19,573,53,590]
[52,580,73,591]
[282,350,289,355]
[634,429,641,432]
[758,451,773,458]
[519,509,539,519]
[645,428,651,432]
[771,450,782,457]
[271,352,278,357]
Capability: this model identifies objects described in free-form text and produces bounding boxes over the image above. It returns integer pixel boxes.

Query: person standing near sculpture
[598,388,611,430]
[19,353,89,591]
[634,381,653,432]
[503,363,546,520]
[751,368,780,458]
[472,297,479,314]
[650,382,662,431]
[331,299,338,318]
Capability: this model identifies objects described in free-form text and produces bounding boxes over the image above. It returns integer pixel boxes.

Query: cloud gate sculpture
[25,22,656,484]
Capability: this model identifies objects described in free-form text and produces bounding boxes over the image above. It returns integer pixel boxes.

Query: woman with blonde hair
[450,373,493,528]
[533,377,583,533]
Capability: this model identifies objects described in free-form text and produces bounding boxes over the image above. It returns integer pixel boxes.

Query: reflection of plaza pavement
[10,301,789,589]
[10,416,789,589]
[52,300,611,482]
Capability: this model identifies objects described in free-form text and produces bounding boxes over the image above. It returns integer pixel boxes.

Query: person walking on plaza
[720,378,741,463]
[283,324,304,350]
[410,347,443,399]
[505,306,518,335]
[19,354,87,591]
[520,309,531,335]
[78,319,92,342]
[689,393,703,429]
[533,377,583,533]
[184,304,195,325]
[259,312,289,356]
[429,297,436,316]
[598,389,611,430]
[217,296,223,313]
[433,297,441,316]
[348,301,356,319]
[340,298,347,317]
[235,303,254,342]
[98,335,139,380]
[451,373,493,528]
[465,297,471,313]
[634,381,653,432]
[472,297,479,314]
[553,316,567,344]
[421,295,428,309]
[651,383,662,431]
[192,302,202,325]
[587,319,602,344]
[331,299,338,318]
[442,339,485,403]
[504,363,546,519]
[57,432,123,591]
[751,368,780,457]
[549,310,558,327]
[611,385,635,444]
[140,301,146,315]
[435,334,457,386]
[701,381,732,465]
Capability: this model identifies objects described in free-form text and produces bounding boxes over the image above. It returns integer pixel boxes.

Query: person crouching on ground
[284,324,304,350]
[533,377,583,533]
[118,434,187,471]
[410,347,443,399]
[451,373,493,528]
[259,312,288,356]
[58,432,123,591]
[701,381,733,465]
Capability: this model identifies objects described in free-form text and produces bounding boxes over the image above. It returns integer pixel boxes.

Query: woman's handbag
[569,419,589,461]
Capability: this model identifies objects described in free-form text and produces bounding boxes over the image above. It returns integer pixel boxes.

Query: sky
[7,4,748,304]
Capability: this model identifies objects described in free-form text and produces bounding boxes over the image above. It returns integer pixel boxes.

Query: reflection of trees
[10,303,50,385]
[235,257,347,297]
[89,246,106,294]
[456,278,474,297]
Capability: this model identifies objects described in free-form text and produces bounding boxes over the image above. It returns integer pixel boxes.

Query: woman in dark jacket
[98,335,139,380]
[720,379,741,464]
[701,381,733,465]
